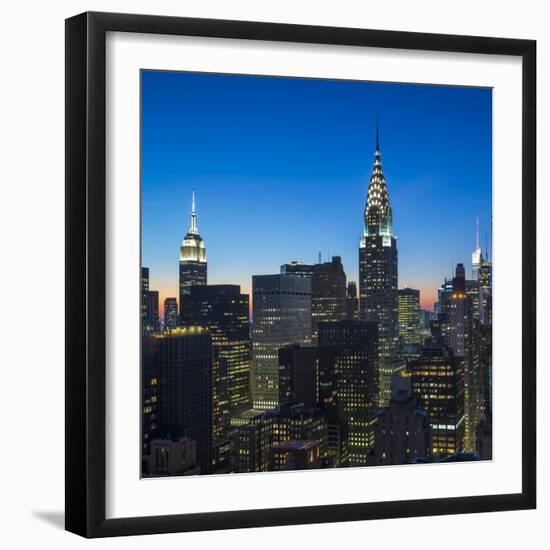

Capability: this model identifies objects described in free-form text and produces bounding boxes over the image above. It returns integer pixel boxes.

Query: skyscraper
[145,290,160,335]
[278,345,318,408]
[145,327,213,475]
[163,297,179,332]
[397,288,421,345]
[252,274,312,409]
[359,126,398,407]
[372,376,432,466]
[311,256,347,341]
[346,281,359,321]
[318,320,379,467]
[410,346,465,459]
[280,261,314,279]
[179,192,207,318]
[180,285,251,438]
[472,217,483,280]
[141,267,149,336]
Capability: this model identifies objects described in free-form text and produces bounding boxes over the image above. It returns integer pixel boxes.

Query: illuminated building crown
[180,192,207,263]
[364,124,393,238]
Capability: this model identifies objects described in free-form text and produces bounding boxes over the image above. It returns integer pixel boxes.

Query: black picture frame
[65,11,536,538]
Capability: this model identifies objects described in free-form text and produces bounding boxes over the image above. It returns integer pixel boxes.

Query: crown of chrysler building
[363,123,394,239]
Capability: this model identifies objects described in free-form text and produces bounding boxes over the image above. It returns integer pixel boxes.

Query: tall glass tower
[179,192,207,318]
[359,125,398,407]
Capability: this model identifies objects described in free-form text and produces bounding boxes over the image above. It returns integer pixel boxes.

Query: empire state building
[179,192,207,318]
[359,126,398,407]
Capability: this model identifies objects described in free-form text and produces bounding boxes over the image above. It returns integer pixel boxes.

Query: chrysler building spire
[364,125,393,239]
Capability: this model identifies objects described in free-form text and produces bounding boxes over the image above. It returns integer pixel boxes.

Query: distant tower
[359,123,399,407]
[179,192,207,318]
[472,217,483,280]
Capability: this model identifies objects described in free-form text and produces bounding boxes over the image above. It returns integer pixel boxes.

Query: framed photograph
[65,11,536,538]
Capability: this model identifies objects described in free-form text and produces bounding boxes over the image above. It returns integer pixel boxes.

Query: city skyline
[142,71,492,315]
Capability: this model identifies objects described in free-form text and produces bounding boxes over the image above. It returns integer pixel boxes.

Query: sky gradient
[141,70,492,315]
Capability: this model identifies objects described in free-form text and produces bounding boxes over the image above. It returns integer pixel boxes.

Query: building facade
[180,284,251,439]
[163,297,179,332]
[145,327,213,475]
[359,127,399,407]
[318,320,379,467]
[251,274,312,409]
[410,346,465,459]
[397,288,421,345]
[311,256,347,342]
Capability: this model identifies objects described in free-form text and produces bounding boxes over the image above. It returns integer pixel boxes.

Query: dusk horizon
[141,70,492,315]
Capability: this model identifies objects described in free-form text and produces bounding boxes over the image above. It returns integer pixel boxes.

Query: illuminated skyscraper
[179,192,207,318]
[311,256,347,341]
[163,297,178,332]
[397,288,421,345]
[359,125,398,406]
[318,320,379,467]
[252,274,311,409]
[410,346,465,459]
[181,285,251,438]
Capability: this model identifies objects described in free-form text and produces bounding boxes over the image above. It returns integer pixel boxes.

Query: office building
[181,284,251,438]
[252,274,312,409]
[397,288,421,345]
[311,256,347,341]
[410,347,465,459]
[280,261,314,279]
[163,297,178,332]
[372,376,431,465]
[318,320,379,467]
[270,440,321,471]
[145,327,213,474]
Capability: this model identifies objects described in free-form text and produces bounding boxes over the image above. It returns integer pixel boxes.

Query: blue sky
[141,70,492,313]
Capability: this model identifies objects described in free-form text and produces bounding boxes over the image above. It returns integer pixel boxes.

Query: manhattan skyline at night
[141,71,492,315]
[140,70,493,476]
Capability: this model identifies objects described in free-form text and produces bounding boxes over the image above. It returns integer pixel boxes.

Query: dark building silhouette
[141,336,159,458]
[359,127,398,407]
[372,376,431,465]
[410,346,465,459]
[311,256,347,341]
[278,345,318,408]
[181,284,250,439]
[145,328,213,475]
[280,261,314,279]
[252,274,312,409]
[318,320,379,467]
[179,192,207,318]
[144,290,160,335]
[141,267,149,336]
[146,437,200,477]
[346,281,359,321]
[163,297,178,332]
[270,440,321,471]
